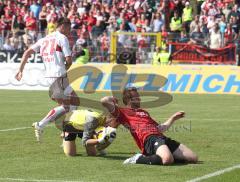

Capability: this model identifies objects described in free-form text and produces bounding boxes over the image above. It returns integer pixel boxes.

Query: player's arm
[101,96,119,115]
[61,36,72,70]
[15,48,35,81]
[158,111,185,133]
[65,56,72,70]
[82,117,99,147]
[101,96,120,128]
[15,39,41,81]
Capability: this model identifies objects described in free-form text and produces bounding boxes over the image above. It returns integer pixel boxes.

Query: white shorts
[48,77,73,100]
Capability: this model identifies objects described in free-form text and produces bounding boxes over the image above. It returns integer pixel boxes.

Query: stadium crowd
[0,0,239,63]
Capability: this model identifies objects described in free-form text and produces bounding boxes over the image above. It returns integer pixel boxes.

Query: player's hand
[97,127,108,144]
[171,111,185,121]
[15,71,23,81]
[112,97,118,105]
[97,127,116,144]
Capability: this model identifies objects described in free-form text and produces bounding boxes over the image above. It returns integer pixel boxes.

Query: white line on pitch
[0,125,53,132]
[0,127,32,132]
[186,164,240,182]
[0,178,87,182]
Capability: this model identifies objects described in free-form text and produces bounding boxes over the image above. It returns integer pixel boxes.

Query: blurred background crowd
[0,0,239,63]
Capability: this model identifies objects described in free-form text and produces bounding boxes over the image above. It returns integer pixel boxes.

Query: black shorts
[63,124,83,141]
[144,135,180,156]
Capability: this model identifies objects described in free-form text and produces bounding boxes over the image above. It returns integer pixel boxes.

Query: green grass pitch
[0,90,240,182]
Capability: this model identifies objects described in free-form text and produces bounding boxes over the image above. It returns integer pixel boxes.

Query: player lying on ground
[55,109,117,156]
[15,17,80,142]
[101,87,198,165]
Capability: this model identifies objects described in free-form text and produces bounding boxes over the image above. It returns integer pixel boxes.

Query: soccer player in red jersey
[101,87,198,165]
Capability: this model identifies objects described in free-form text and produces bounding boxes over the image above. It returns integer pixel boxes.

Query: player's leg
[172,143,198,163]
[69,90,80,107]
[85,139,97,156]
[82,115,99,156]
[155,145,174,165]
[35,77,68,128]
[63,132,77,157]
[124,135,174,165]
[62,76,80,109]
[32,77,76,141]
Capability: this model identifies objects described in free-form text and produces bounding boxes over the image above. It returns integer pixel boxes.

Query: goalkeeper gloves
[97,126,117,144]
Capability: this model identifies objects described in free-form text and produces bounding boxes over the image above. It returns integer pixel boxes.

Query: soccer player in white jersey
[15,17,80,142]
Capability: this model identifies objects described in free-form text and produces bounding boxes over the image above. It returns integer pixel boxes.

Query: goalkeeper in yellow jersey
[55,109,117,157]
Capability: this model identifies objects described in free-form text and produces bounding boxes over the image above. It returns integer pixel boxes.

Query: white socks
[38,105,66,128]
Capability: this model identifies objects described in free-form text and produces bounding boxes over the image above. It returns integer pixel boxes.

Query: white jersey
[31,31,72,77]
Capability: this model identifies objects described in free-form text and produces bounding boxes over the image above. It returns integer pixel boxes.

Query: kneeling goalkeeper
[55,109,117,156]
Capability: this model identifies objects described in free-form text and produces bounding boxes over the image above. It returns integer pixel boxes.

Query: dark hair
[122,87,137,105]
[57,17,71,27]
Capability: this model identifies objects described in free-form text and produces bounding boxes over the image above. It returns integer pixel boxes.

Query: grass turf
[0,90,239,182]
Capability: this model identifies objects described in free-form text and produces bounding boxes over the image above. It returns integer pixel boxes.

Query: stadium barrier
[2,63,239,95]
[0,63,49,90]
[169,43,236,65]
[0,50,43,63]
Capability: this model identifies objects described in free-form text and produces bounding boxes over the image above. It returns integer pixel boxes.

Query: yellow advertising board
[68,64,240,95]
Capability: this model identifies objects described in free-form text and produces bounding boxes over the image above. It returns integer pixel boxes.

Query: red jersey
[26,17,37,31]
[114,107,163,154]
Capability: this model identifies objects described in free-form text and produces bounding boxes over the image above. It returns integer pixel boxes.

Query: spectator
[4,0,14,16]
[178,31,189,43]
[173,0,184,17]
[78,23,90,43]
[182,1,193,34]
[3,36,15,51]
[0,0,5,17]
[11,11,25,33]
[0,15,7,37]
[227,4,240,22]
[190,25,205,45]
[30,0,41,19]
[46,7,58,23]
[170,11,182,40]
[230,16,240,35]
[136,13,147,28]
[152,46,161,65]
[222,3,231,20]
[39,5,48,35]
[87,11,97,32]
[91,20,105,56]
[77,1,86,16]
[224,23,235,44]
[117,11,126,28]
[151,12,163,32]
[91,20,105,40]
[219,15,227,46]
[4,9,12,37]
[209,23,222,49]
[143,19,152,32]
[25,11,37,40]
[137,28,149,62]
[207,3,219,17]
[207,15,217,32]
[75,39,90,64]
[190,15,200,34]
[99,31,109,62]
[197,0,205,15]
[22,28,33,50]
[10,31,21,50]
[106,16,117,35]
